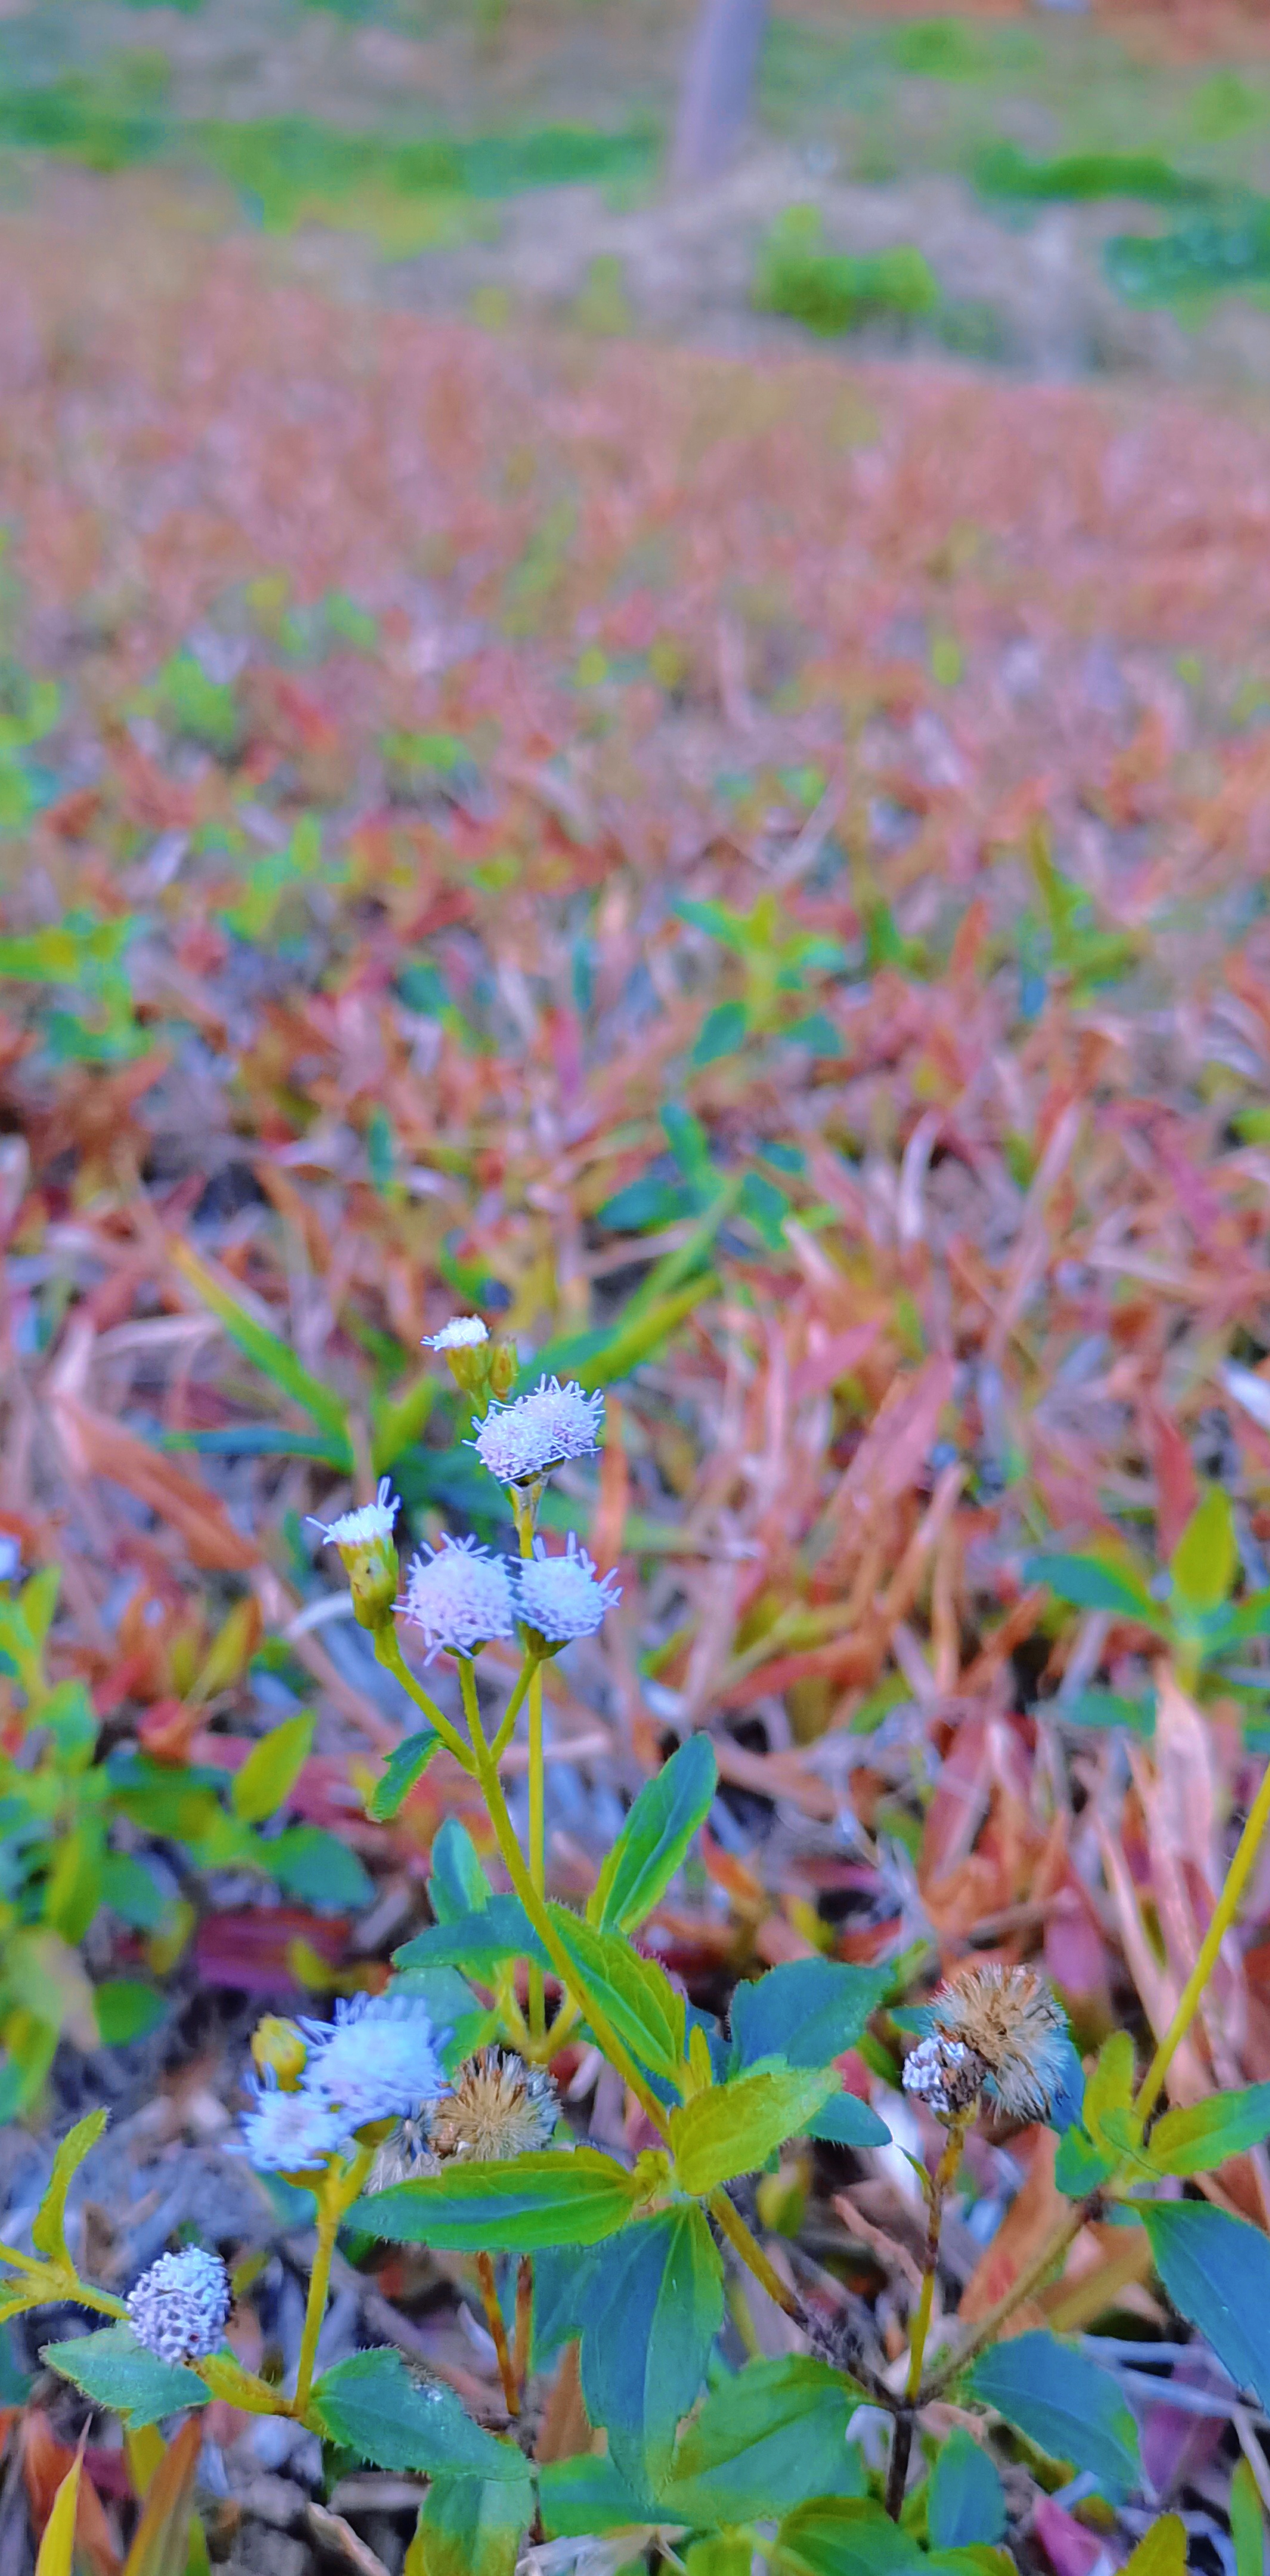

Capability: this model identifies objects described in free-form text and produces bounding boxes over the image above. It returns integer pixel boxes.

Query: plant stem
[918,2198,1090,2403]
[470,1720,668,2134]
[1136,1752,1270,2125]
[511,1487,548,2046]
[885,2415,913,2522]
[373,1628,475,1775]
[294,2147,373,2420]
[475,2251,520,2415]
[707,2187,804,2324]
[490,1657,535,1763]
[906,2120,966,2402]
[513,2256,533,2396]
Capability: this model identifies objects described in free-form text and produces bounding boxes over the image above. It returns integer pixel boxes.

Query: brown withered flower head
[428,2048,560,2163]
[904,1963,1070,2127]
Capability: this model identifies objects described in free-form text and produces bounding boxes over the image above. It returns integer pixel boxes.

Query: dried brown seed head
[428,2048,560,2163]
[929,1963,1070,2124]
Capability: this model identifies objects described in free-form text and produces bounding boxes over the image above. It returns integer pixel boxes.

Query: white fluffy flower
[471,1377,604,1485]
[423,1316,489,1352]
[240,2075,347,2173]
[126,2247,230,2362]
[310,1476,398,1549]
[518,1533,621,1643]
[401,1534,515,1662]
[301,1992,450,2127]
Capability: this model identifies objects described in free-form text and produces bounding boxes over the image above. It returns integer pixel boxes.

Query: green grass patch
[753,206,937,336]
[1106,199,1270,306]
[975,141,1215,208]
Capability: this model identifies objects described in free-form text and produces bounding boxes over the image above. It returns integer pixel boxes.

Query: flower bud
[252,2015,308,2090]
[487,1341,518,1400]
[310,1480,400,1631]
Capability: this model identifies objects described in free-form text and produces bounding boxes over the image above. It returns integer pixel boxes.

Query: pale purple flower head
[309,1476,398,1551]
[422,1316,489,1352]
[240,2072,348,2173]
[300,1992,450,2127]
[517,1533,621,1645]
[471,1376,604,1486]
[126,2247,230,2362]
[401,1534,516,1662]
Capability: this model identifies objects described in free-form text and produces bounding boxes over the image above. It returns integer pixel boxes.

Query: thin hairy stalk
[906,2120,967,2402]
[1136,1754,1270,2125]
[707,2187,804,2325]
[475,2251,519,2415]
[490,1656,536,1763]
[295,2146,374,2418]
[919,2198,1091,2402]
[510,1485,548,2042]
[470,1719,669,2133]
[373,1627,475,1775]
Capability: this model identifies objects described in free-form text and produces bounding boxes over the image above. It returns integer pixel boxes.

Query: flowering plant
[5,1337,1270,2576]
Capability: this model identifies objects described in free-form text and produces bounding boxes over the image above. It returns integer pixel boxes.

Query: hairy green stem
[906,2120,966,2402]
[919,2199,1090,2404]
[707,2187,804,2324]
[510,1486,548,2043]
[373,1625,475,1774]
[294,2146,373,2420]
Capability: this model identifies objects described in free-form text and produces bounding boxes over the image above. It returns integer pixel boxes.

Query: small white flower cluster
[401,1531,619,1658]
[310,1475,399,1551]
[518,1534,621,1643]
[240,1994,449,2173]
[422,1316,489,1352]
[471,1377,604,1486]
[126,2246,231,2362]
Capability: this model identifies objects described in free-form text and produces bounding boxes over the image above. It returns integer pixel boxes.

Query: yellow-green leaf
[670,2067,836,2197]
[548,1907,686,2079]
[35,2451,81,2576]
[1121,2517,1187,2576]
[196,2352,281,2415]
[32,2108,107,2265]
[1170,1486,1236,1616]
[1083,2032,1136,2159]
[232,1713,314,1824]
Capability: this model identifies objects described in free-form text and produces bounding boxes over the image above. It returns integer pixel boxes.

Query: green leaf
[772,2499,922,2576]
[804,2091,892,2148]
[966,2330,1139,2495]
[517,1275,718,1395]
[537,2452,660,2538]
[368,1728,438,1821]
[390,1965,492,2071]
[407,2469,534,2576]
[1022,1551,1160,1625]
[1083,2031,1136,2157]
[1141,2199,1270,2406]
[95,1980,167,2046]
[428,1818,494,1920]
[592,1735,718,1932]
[575,2208,723,2488]
[729,1958,889,2074]
[169,1241,352,1460]
[394,1894,548,1975]
[1145,2083,1270,2177]
[685,2538,757,2576]
[1053,2127,1115,2196]
[662,2355,867,2525]
[351,2147,642,2250]
[669,2065,836,2195]
[312,2347,523,2478]
[262,1826,372,1911]
[232,1713,314,1824]
[1230,2457,1265,2576]
[548,1906,685,2078]
[32,2109,107,2264]
[1169,1485,1237,1615]
[1052,1689,1155,1736]
[927,2431,1007,2549]
[41,2323,209,2427]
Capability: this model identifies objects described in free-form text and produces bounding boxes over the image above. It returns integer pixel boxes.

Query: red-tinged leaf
[193,1906,349,1994]
[122,2415,202,2576]
[51,1396,259,1573]
[24,2418,120,2576]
